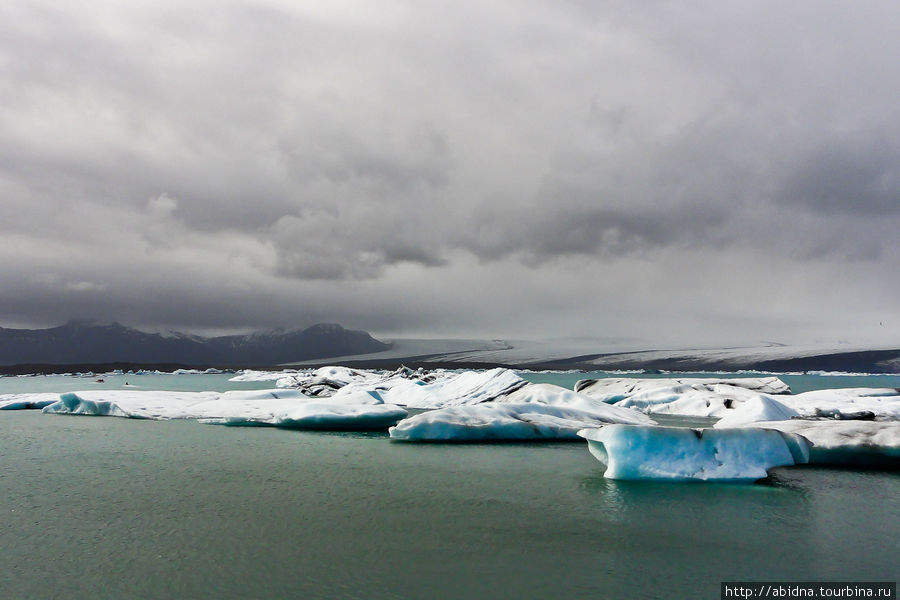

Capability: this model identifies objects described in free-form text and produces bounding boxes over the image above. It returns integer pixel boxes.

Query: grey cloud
[0,0,898,345]
[778,137,900,216]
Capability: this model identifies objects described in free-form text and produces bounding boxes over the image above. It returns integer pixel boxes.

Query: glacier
[42,389,407,430]
[577,425,811,481]
[388,383,654,441]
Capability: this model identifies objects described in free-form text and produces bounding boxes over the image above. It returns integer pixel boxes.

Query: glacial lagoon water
[2,371,899,599]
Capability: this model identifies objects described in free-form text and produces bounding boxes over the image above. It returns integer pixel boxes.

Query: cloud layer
[1,0,898,346]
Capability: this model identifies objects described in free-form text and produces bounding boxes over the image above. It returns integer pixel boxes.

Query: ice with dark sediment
[749,420,900,467]
[713,394,900,466]
[778,388,900,420]
[389,383,654,441]
[379,368,529,409]
[575,377,791,399]
[573,377,791,417]
[577,425,811,481]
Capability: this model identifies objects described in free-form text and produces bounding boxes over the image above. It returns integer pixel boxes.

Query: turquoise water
[3,370,899,396]
[1,371,898,598]
[0,372,278,394]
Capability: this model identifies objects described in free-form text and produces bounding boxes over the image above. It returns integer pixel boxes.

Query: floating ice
[575,377,791,400]
[577,425,811,481]
[42,389,406,430]
[0,393,62,410]
[380,368,528,409]
[778,388,900,420]
[714,396,800,428]
[602,383,777,417]
[751,420,900,467]
[228,369,304,382]
[389,383,653,441]
[389,403,652,442]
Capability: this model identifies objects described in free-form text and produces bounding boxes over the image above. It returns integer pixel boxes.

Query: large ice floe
[714,394,900,466]
[0,393,62,410]
[573,377,791,417]
[42,389,407,430]
[389,383,654,441]
[575,377,791,399]
[778,388,900,420]
[577,425,811,481]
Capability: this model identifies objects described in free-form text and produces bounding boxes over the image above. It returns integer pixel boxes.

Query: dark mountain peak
[0,321,389,366]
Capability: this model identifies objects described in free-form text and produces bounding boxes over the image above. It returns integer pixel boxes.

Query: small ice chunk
[577,425,811,481]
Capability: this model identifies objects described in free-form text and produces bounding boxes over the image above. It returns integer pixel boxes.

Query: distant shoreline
[2,346,899,376]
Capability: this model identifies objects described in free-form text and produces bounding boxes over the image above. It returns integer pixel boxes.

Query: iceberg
[380,368,528,409]
[575,377,791,400]
[714,396,800,428]
[606,383,777,417]
[228,369,304,382]
[389,384,654,442]
[577,425,811,481]
[0,393,62,410]
[750,420,900,467]
[42,389,407,430]
[777,388,900,420]
[389,402,652,442]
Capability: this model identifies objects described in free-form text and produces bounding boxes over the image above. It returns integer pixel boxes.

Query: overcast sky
[1,0,898,347]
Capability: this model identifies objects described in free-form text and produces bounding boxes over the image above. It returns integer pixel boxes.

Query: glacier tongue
[577,425,811,481]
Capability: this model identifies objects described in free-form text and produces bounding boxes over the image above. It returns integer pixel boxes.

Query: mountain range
[0,321,390,367]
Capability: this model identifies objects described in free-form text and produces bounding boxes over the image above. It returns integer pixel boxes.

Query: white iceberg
[380,368,528,409]
[778,388,900,420]
[389,403,652,442]
[0,393,62,410]
[714,395,800,428]
[228,369,304,382]
[277,366,383,395]
[577,425,811,481]
[603,383,777,417]
[575,377,791,400]
[713,394,900,466]
[389,383,653,442]
[751,420,900,467]
[42,389,407,430]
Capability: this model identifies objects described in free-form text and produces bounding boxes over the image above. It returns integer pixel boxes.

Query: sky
[1,0,898,347]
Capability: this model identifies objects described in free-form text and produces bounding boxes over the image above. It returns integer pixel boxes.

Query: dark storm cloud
[779,136,900,216]
[0,0,898,344]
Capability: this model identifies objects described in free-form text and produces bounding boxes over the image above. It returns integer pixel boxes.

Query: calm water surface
[1,372,898,599]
